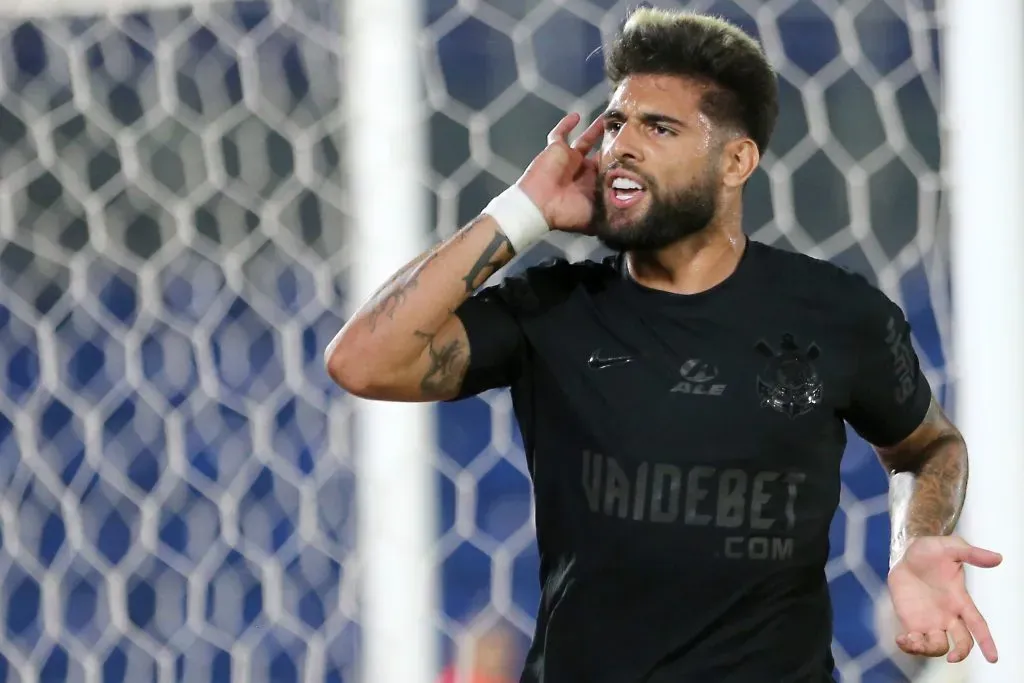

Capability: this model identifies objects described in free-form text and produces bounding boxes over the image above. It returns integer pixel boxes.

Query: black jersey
[449,239,931,683]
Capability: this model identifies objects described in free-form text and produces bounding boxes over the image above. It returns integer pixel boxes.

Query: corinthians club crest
[755,334,823,418]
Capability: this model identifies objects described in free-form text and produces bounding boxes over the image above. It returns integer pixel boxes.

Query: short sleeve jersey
[450,240,931,683]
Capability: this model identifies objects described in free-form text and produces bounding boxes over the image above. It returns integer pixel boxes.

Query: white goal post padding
[0,0,976,682]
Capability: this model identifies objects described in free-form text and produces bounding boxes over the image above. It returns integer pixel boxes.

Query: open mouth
[607,176,647,209]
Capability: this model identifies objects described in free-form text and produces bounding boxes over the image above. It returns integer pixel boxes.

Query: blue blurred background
[0,0,945,681]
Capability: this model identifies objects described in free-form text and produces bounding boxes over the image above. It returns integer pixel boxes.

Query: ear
[719,136,759,188]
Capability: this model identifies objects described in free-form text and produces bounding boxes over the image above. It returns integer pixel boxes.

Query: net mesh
[0,0,947,681]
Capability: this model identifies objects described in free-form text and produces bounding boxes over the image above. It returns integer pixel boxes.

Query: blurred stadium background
[0,0,1019,681]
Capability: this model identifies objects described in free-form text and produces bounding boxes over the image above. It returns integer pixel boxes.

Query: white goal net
[0,0,948,681]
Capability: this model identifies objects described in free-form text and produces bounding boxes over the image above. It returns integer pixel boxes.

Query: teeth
[611,178,643,191]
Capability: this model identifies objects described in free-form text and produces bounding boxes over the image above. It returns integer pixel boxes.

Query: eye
[605,120,623,133]
[652,124,674,136]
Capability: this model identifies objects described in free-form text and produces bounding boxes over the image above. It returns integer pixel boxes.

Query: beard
[591,167,719,252]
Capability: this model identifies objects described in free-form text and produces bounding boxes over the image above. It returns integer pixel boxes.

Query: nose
[606,122,644,164]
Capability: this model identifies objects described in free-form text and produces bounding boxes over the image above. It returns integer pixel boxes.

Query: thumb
[951,543,1003,568]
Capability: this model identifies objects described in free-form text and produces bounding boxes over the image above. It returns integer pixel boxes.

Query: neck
[625,217,746,296]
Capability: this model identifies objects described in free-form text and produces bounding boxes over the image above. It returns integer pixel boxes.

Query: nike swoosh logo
[588,351,634,369]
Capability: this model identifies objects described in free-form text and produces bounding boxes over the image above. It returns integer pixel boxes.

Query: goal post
[947,0,1024,680]
[343,0,438,682]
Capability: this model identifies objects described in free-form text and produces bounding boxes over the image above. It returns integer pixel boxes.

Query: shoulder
[483,255,617,314]
[751,241,898,324]
[751,241,860,290]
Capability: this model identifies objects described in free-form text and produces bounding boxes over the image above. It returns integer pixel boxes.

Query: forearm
[325,216,514,382]
[888,433,969,566]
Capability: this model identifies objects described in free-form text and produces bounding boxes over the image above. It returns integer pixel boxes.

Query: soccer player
[326,8,1001,682]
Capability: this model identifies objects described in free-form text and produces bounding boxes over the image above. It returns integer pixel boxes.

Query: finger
[897,632,930,656]
[570,116,605,157]
[946,619,974,663]
[548,113,583,146]
[895,633,915,655]
[922,629,951,657]
[953,544,1003,568]
[961,600,998,663]
[898,631,948,657]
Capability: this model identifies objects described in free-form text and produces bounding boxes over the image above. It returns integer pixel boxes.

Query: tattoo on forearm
[889,434,968,562]
[365,281,409,334]
[414,329,468,398]
[365,251,439,333]
[362,220,507,333]
[462,232,512,293]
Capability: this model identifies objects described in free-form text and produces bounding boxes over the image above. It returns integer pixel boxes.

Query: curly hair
[604,8,779,155]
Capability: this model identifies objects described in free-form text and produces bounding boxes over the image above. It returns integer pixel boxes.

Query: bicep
[373,265,554,402]
[443,290,526,400]
[379,280,529,402]
[411,316,475,402]
[345,315,472,403]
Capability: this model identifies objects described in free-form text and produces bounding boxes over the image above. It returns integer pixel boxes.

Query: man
[326,8,1001,682]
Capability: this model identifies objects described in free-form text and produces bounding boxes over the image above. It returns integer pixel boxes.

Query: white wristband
[481,185,549,254]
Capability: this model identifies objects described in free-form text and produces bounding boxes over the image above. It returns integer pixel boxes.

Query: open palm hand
[888,536,1001,663]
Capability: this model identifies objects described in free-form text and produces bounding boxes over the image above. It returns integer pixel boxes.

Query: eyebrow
[603,109,687,128]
